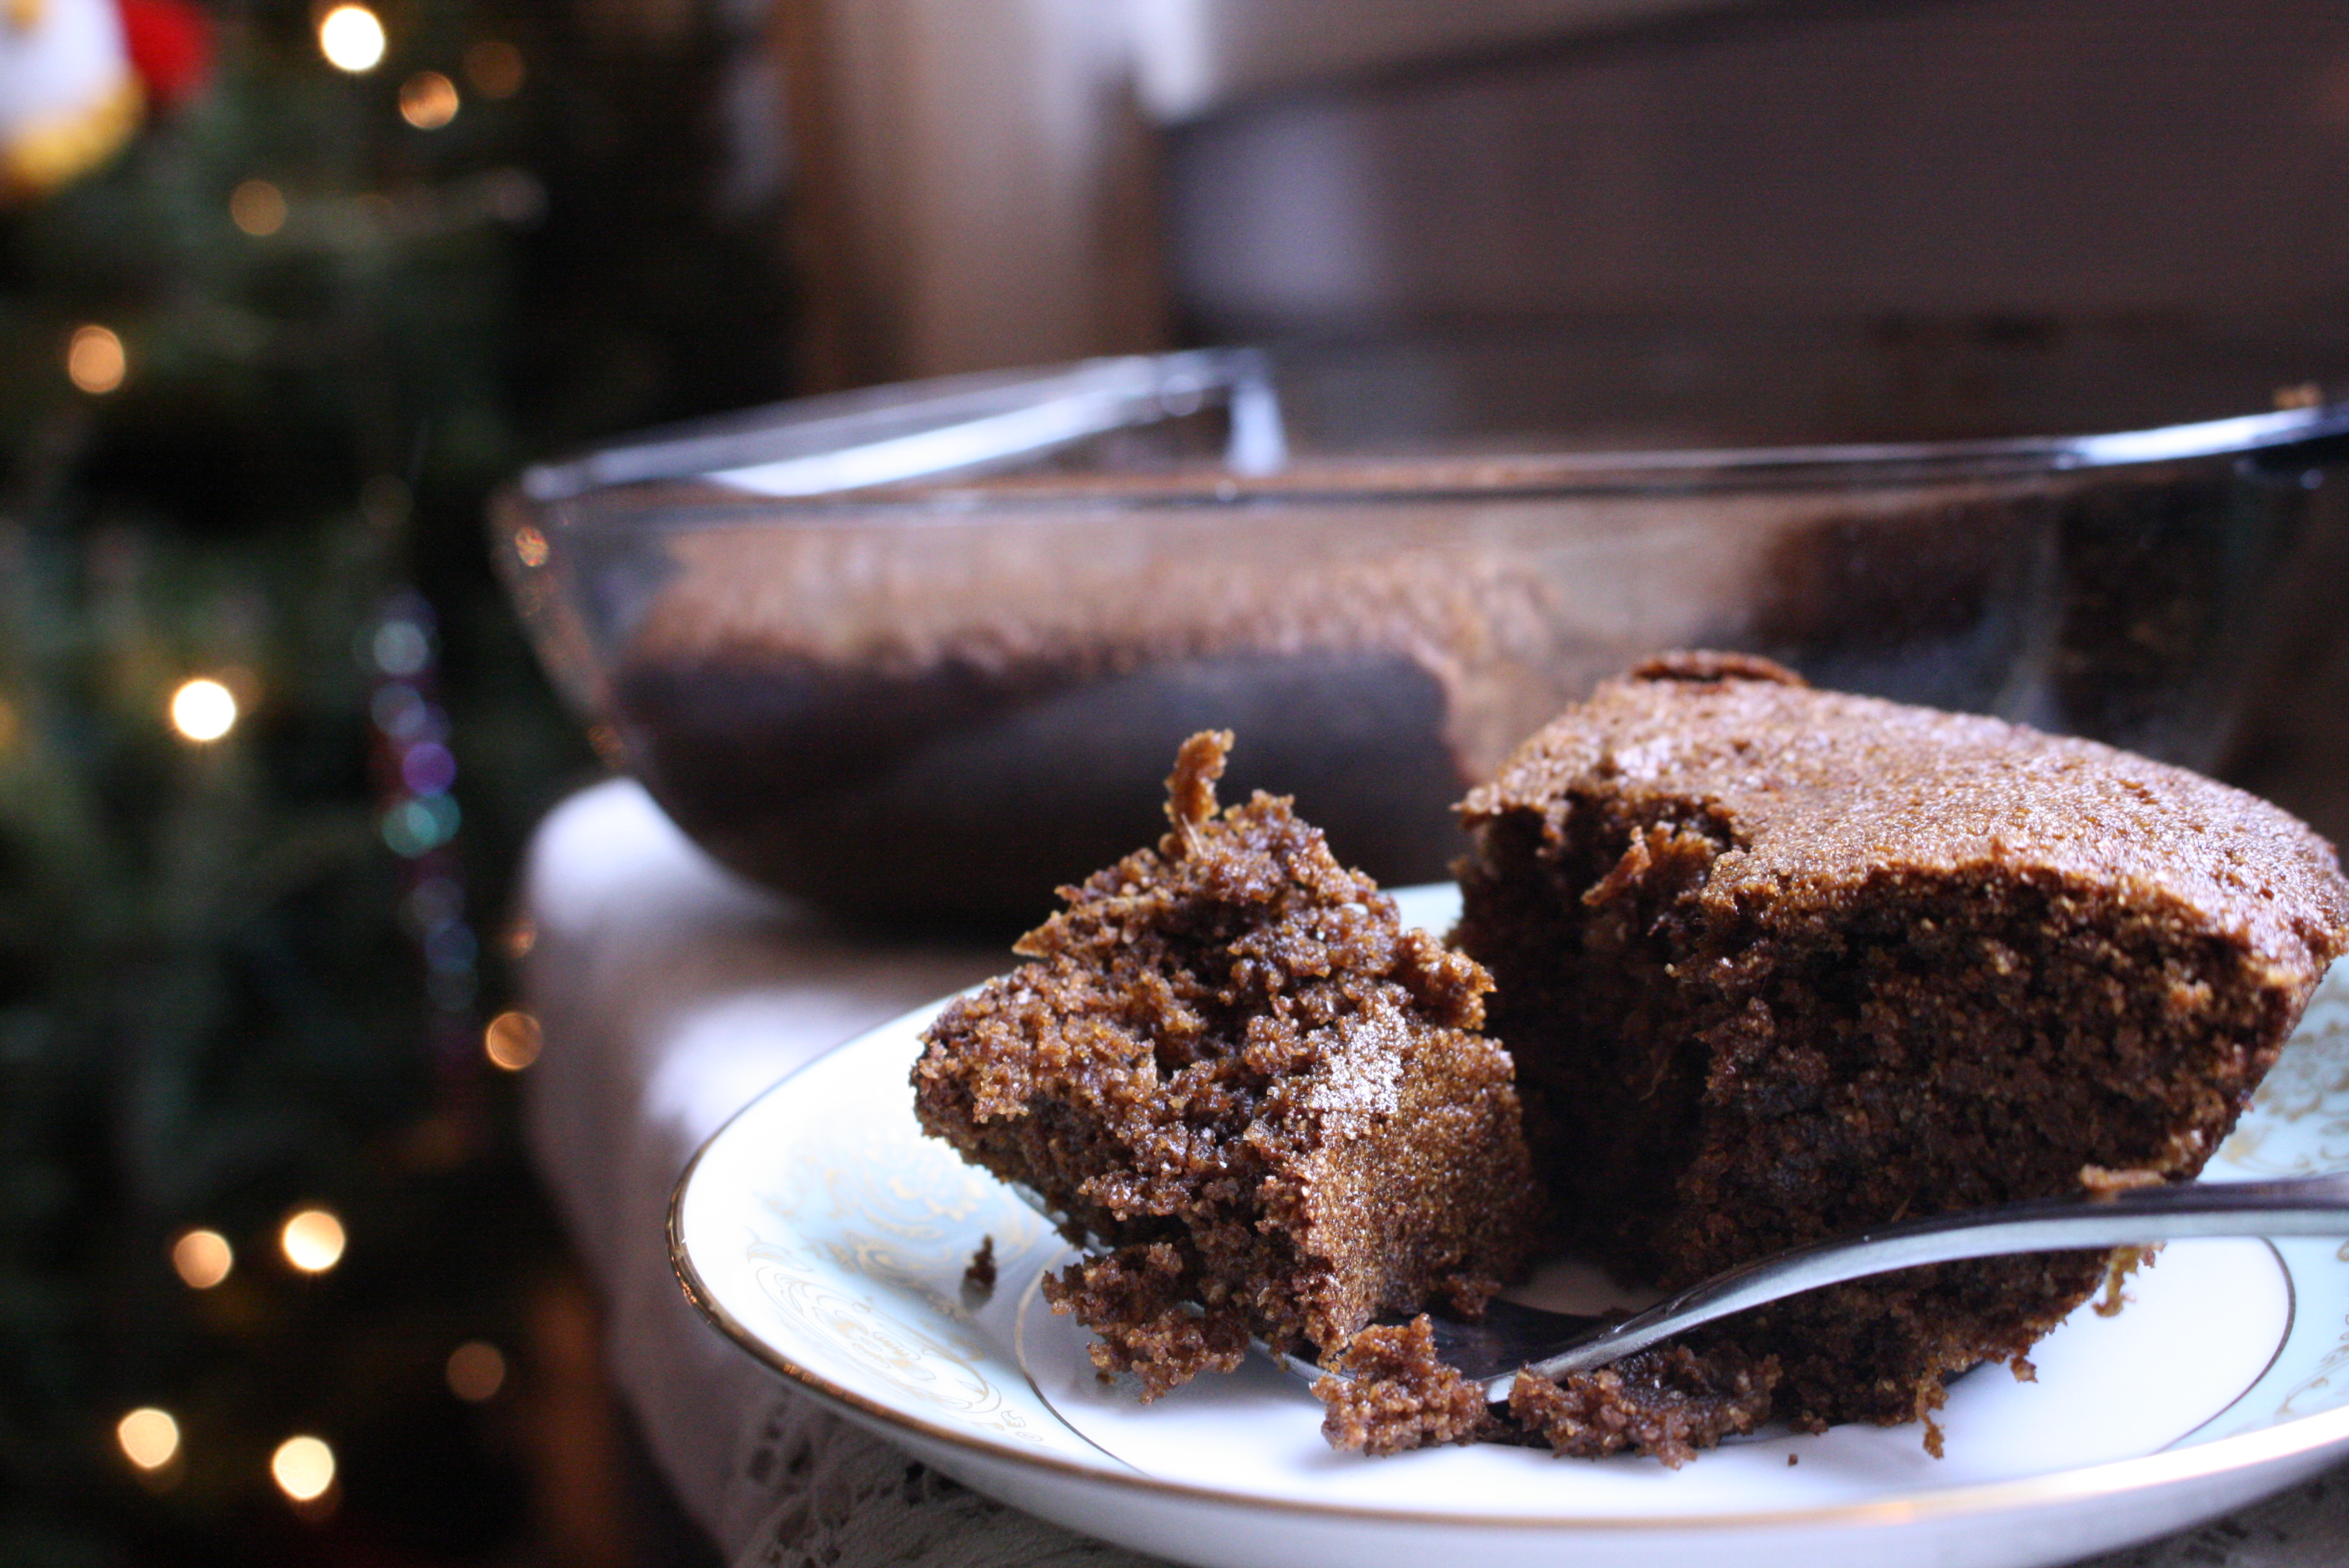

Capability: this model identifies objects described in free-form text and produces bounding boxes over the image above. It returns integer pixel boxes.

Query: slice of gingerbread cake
[1455,651,2349,1436]
[913,731,1538,1398]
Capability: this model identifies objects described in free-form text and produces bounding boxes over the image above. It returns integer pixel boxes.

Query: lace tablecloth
[519,778,2349,1568]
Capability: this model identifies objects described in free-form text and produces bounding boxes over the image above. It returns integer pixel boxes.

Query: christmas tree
[1,1,791,1560]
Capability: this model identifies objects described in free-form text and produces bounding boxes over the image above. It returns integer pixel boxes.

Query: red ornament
[114,0,210,110]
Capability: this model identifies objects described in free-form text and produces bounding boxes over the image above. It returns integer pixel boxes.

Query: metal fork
[1378,1173,2349,1400]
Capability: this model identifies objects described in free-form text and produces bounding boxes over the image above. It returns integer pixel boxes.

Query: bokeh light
[270,1435,335,1501]
[401,740,456,795]
[463,38,524,98]
[317,5,385,73]
[117,1409,180,1470]
[511,524,548,567]
[445,1341,507,1402]
[67,325,126,394]
[169,678,239,742]
[280,1208,346,1274]
[381,795,460,857]
[484,1010,541,1071]
[229,179,287,236]
[171,1229,234,1289]
[399,71,460,129]
[372,618,430,676]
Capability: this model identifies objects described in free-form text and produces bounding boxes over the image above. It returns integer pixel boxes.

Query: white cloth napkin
[520,778,1160,1566]
[518,777,2349,1568]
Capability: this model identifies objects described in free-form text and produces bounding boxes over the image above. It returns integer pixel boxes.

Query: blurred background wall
[786,0,2349,377]
[1164,0,2349,335]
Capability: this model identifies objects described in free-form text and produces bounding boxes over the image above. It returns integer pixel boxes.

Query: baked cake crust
[1456,652,2349,1431]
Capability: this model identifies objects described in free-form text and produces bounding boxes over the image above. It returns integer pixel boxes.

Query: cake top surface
[1464,652,2349,972]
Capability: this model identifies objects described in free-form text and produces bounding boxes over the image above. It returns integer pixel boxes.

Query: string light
[317,5,385,73]
[463,38,523,98]
[445,1341,506,1402]
[230,179,288,236]
[483,1010,541,1071]
[382,796,460,857]
[372,619,429,677]
[280,1208,346,1274]
[169,678,239,742]
[399,71,459,129]
[270,1435,335,1502]
[67,325,126,394]
[172,1229,234,1289]
[117,1409,180,1470]
[364,593,484,1141]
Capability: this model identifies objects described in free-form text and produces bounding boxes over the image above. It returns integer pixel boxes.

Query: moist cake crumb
[2093,1247,2155,1319]
[962,1235,997,1300]
[1506,1341,1779,1468]
[1042,1244,1249,1400]
[1313,1316,1495,1456]
[913,731,1537,1399]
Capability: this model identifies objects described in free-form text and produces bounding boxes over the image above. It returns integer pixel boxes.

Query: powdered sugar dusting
[1310,1003,1406,1125]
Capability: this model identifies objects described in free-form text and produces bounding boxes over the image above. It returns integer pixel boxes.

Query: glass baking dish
[493,333,2349,931]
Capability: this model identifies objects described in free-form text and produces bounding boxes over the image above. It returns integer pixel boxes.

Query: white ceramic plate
[672,887,2349,1568]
